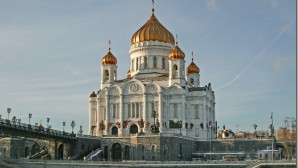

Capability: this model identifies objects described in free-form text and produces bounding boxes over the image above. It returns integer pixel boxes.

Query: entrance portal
[111,143,122,161]
[58,144,64,159]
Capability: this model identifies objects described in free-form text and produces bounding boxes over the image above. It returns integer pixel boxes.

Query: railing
[0,119,76,140]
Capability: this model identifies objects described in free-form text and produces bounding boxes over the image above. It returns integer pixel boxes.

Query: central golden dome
[131,13,175,45]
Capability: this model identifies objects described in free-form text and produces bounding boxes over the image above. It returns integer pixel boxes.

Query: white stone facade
[89,11,216,140]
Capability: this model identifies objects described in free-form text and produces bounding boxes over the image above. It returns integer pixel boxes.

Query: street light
[253,124,257,134]
[47,118,50,128]
[29,113,32,125]
[71,120,76,134]
[7,108,11,120]
[63,122,66,132]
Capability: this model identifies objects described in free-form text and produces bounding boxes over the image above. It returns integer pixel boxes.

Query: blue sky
[0,0,296,133]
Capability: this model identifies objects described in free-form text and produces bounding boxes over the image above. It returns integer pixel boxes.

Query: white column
[143,93,147,133]
[88,97,93,135]
[158,92,163,133]
[181,94,186,135]
[119,94,123,135]
[95,97,101,136]
[104,95,109,135]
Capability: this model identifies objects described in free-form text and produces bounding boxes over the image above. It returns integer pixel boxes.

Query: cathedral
[88,3,216,141]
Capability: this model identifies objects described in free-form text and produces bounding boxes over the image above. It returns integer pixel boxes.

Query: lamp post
[63,122,66,132]
[71,120,76,134]
[270,112,274,160]
[7,108,11,120]
[253,124,257,133]
[47,118,50,128]
[28,113,32,125]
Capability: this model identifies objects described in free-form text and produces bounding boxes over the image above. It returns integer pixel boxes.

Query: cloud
[205,0,218,11]
[215,20,294,91]
[272,56,288,74]
[65,65,84,76]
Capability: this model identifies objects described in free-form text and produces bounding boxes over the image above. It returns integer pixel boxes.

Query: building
[88,2,216,141]
[86,2,217,161]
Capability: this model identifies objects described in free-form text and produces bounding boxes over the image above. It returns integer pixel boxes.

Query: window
[195,105,199,119]
[173,64,178,78]
[174,104,178,118]
[132,60,134,71]
[162,57,165,69]
[190,78,194,85]
[132,103,135,117]
[128,104,131,118]
[153,56,157,68]
[136,58,139,70]
[104,70,109,81]
[114,70,116,80]
[113,104,116,118]
[136,103,139,118]
[144,57,148,69]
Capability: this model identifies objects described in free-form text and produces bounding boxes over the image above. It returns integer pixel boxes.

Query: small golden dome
[186,61,200,75]
[127,70,131,78]
[169,43,185,60]
[102,48,117,65]
[131,13,175,45]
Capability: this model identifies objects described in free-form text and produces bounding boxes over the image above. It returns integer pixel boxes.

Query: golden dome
[169,42,185,60]
[186,60,200,75]
[127,70,131,78]
[131,13,175,45]
[102,48,117,65]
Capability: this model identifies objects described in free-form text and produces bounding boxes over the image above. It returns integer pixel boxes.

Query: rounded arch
[167,84,183,95]
[111,143,122,161]
[129,124,138,134]
[124,145,130,160]
[107,85,122,95]
[31,143,40,156]
[57,144,64,160]
[121,79,145,95]
[190,78,194,85]
[104,70,109,81]
[111,126,118,135]
[145,83,162,93]
[25,146,30,158]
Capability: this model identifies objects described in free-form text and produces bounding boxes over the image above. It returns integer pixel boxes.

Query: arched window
[190,78,194,85]
[144,57,148,69]
[113,104,116,118]
[114,70,117,80]
[128,104,131,118]
[151,145,155,161]
[136,58,139,70]
[132,59,134,71]
[104,70,109,81]
[174,104,178,118]
[195,105,199,119]
[136,103,139,118]
[130,124,138,134]
[153,56,157,69]
[173,64,178,78]
[132,103,135,118]
[112,126,118,135]
[162,57,166,69]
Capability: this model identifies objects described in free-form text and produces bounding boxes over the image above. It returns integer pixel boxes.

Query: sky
[0,0,296,134]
